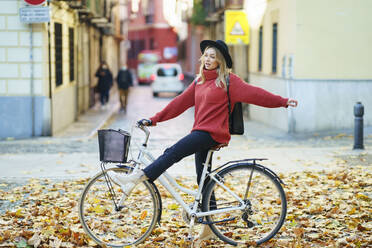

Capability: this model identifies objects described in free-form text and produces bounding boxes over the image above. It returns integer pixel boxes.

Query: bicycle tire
[78,166,161,247]
[202,163,287,246]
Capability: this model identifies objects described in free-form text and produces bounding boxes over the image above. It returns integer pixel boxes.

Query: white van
[151,63,184,97]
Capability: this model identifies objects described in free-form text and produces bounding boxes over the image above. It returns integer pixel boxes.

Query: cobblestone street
[1,86,371,247]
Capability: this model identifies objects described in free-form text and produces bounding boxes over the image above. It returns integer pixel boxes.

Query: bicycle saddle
[211,143,228,151]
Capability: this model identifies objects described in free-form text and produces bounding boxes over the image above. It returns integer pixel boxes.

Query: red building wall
[128,27,178,69]
[127,0,178,70]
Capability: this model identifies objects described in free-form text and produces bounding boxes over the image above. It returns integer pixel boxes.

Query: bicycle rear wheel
[78,166,160,247]
[202,163,287,246]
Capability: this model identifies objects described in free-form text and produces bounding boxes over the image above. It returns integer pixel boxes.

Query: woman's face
[203,48,219,70]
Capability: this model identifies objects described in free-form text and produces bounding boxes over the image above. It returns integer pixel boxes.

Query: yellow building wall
[295,0,372,79]
[249,0,296,77]
[50,2,77,135]
[249,0,372,79]
[247,0,372,132]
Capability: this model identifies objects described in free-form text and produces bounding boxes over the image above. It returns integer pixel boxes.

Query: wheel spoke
[203,164,286,245]
[78,167,159,247]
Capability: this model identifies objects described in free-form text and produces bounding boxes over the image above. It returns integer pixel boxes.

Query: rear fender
[214,162,285,185]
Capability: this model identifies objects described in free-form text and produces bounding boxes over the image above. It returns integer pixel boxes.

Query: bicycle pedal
[185,235,194,242]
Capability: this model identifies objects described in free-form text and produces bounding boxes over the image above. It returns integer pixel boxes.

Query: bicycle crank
[182,204,203,224]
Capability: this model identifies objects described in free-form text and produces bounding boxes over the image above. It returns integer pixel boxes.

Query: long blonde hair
[196,46,231,89]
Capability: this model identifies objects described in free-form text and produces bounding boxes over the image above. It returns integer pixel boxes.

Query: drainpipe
[47,0,53,136]
[75,12,79,120]
[29,23,35,137]
[286,54,295,133]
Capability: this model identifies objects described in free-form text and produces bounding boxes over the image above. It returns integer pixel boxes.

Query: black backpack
[194,75,244,135]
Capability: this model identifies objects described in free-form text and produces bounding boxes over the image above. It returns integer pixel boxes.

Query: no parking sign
[20,0,50,23]
[24,0,46,5]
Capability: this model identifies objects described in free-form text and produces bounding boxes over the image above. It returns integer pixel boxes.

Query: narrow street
[108,85,195,144]
[0,85,195,180]
[1,0,371,247]
[0,85,371,247]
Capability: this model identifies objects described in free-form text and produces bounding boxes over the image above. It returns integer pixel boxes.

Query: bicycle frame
[131,125,248,220]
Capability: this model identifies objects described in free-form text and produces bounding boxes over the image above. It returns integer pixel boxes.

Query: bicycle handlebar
[135,122,150,145]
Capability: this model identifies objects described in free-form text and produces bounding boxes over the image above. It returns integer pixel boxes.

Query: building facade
[0,0,128,139]
[127,0,178,71]
[197,0,372,133]
[248,0,372,132]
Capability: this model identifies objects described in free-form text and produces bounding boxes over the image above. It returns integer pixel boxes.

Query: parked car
[151,63,184,97]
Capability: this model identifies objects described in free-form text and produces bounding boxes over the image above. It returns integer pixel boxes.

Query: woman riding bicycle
[108,39,298,241]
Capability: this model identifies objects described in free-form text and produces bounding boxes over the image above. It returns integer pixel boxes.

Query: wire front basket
[98,129,131,163]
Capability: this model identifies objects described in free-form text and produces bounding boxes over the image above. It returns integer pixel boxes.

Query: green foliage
[190,0,207,26]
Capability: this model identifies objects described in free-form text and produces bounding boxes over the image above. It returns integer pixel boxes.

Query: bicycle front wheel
[78,166,160,247]
[202,163,287,246]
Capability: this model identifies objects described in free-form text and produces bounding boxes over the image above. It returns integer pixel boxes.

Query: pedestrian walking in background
[116,65,133,112]
[108,40,298,243]
[95,61,113,109]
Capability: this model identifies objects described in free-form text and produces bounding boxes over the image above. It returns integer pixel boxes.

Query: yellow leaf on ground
[356,193,369,201]
[348,207,356,215]
[15,208,24,218]
[255,216,262,225]
[116,228,125,238]
[167,203,179,210]
[140,210,148,220]
[92,205,105,214]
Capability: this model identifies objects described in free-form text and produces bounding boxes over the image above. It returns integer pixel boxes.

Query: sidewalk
[53,89,120,140]
[0,87,371,181]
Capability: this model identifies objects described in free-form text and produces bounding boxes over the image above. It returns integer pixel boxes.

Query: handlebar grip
[136,123,150,137]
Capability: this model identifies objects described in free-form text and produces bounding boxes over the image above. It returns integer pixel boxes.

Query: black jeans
[143,130,219,182]
[100,90,109,105]
[143,130,218,209]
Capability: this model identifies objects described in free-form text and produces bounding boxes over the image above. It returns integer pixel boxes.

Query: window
[69,27,74,82]
[145,14,154,24]
[157,67,178,77]
[128,39,145,59]
[272,23,278,73]
[149,38,155,50]
[258,26,263,71]
[54,23,63,86]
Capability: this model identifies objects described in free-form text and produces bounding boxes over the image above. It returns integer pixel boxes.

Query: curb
[85,101,121,140]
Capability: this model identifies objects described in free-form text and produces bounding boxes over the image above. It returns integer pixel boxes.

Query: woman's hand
[287,99,298,108]
[137,119,152,126]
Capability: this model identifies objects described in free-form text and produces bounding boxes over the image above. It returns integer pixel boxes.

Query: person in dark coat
[95,61,113,109]
[116,65,133,112]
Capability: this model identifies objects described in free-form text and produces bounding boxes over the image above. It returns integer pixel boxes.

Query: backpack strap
[226,75,231,116]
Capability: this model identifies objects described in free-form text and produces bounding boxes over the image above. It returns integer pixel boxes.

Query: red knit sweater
[150,69,288,144]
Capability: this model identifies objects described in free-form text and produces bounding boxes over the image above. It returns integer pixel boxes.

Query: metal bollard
[353,102,364,149]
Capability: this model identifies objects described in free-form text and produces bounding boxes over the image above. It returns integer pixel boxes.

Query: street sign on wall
[20,7,50,23]
[225,10,250,45]
[24,0,46,5]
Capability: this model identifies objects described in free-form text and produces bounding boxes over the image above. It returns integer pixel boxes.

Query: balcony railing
[64,0,87,9]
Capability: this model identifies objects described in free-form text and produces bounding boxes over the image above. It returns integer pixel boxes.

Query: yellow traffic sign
[225,10,250,45]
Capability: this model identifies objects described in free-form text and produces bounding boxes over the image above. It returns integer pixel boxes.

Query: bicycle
[78,123,287,247]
